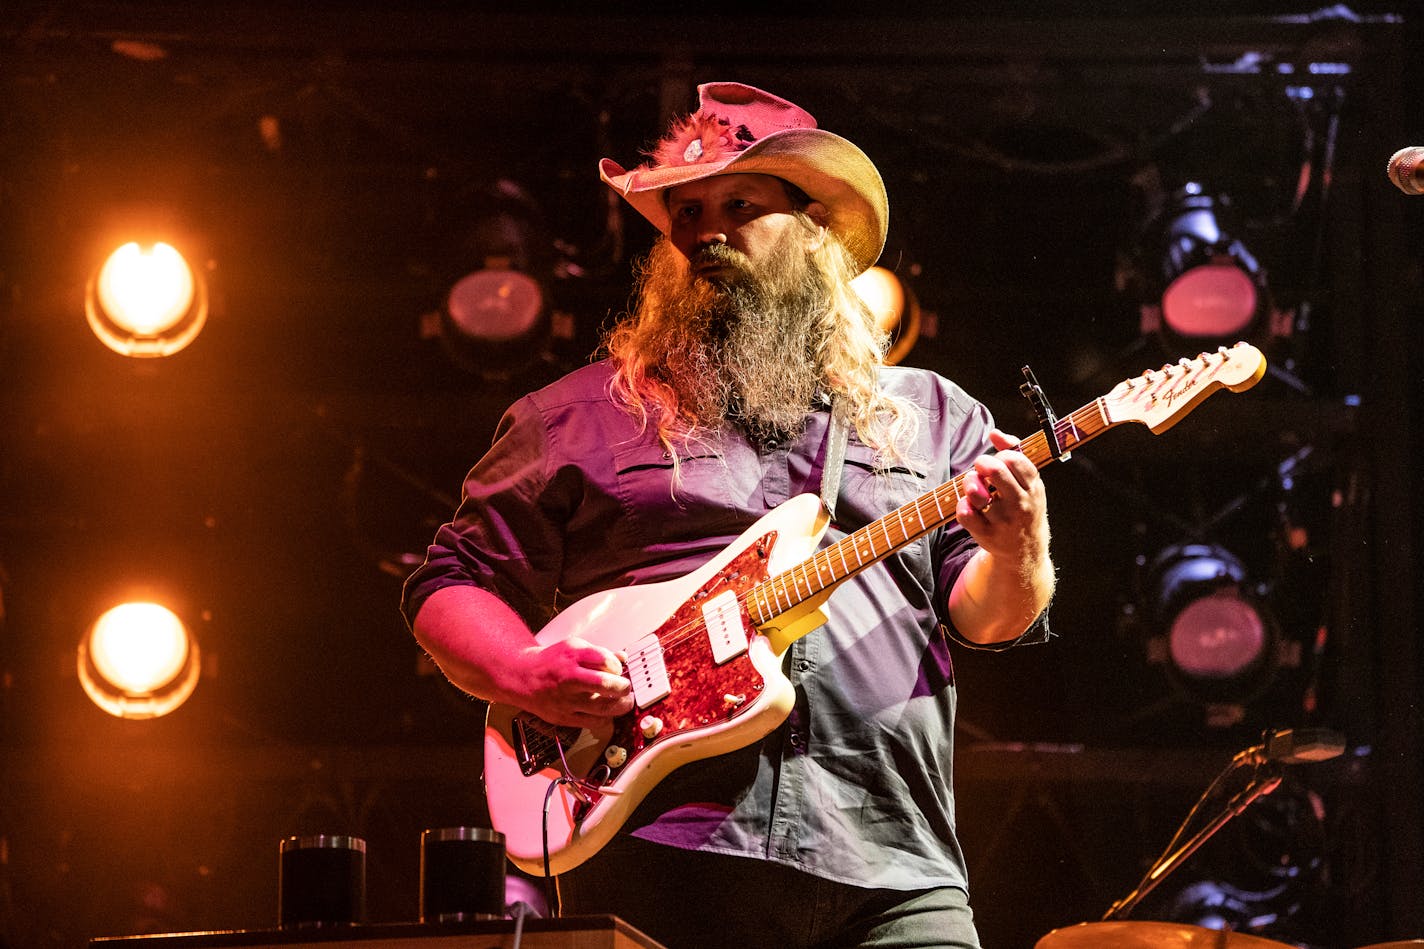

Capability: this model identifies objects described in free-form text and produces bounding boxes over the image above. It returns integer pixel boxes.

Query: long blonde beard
[606,216,918,466]
[612,220,830,443]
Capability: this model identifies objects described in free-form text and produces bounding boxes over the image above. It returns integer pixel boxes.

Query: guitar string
[524,349,1236,729]
[512,347,1247,775]
[581,344,1237,679]
[521,350,1247,763]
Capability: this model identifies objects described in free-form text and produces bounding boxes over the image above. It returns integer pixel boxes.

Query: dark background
[0,4,1419,948]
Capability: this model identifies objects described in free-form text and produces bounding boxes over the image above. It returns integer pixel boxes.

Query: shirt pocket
[835,442,941,594]
[610,441,739,551]
[838,442,932,524]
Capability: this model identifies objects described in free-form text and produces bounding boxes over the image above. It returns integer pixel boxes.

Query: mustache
[689,242,752,276]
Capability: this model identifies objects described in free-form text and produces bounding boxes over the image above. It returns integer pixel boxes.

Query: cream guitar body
[484,493,831,876]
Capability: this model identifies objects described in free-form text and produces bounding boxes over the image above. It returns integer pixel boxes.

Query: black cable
[541,777,565,918]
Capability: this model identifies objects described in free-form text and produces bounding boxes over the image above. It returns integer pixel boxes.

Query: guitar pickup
[625,634,671,707]
[702,589,748,664]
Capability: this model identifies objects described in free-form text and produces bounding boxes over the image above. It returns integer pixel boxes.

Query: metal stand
[1102,750,1282,921]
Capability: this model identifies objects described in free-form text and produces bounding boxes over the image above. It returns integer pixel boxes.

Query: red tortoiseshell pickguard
[599,531,779,776]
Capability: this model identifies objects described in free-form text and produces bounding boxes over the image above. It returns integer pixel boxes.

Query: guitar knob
[640,715,664,739]
[604,745,628,768]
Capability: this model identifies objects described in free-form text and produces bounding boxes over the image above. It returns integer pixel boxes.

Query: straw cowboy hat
[599,81,888,273]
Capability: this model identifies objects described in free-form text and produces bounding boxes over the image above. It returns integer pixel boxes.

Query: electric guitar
[484,342,1268,875]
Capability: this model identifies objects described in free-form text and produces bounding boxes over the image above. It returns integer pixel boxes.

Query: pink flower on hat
[648,112,755,168]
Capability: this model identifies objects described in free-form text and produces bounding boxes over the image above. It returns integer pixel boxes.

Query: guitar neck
[746,397,1114,627]
[746,340,1268,628]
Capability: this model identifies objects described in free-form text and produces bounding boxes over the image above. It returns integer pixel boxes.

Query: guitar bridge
[511,714,585,777]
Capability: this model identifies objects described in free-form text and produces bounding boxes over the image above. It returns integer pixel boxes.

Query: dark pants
[557,836,982,949]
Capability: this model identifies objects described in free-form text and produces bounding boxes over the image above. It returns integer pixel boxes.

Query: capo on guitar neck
[1019,365,1070,462]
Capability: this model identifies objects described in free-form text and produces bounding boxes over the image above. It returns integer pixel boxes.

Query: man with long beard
[403,83,1055,948]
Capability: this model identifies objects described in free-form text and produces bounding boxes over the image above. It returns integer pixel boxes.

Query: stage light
[1145,544,1277,707]
[437,267,549,378]
[425,178,559,379]
[1132,183,1271,348]
[85,241,209,357]
[77,601,200,718]
[851,265,921,366]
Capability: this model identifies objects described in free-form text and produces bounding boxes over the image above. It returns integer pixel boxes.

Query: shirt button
[796,659,811,672]
[788,731,806,752]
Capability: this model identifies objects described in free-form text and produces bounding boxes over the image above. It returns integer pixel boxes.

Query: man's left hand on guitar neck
[949,427,1056,647]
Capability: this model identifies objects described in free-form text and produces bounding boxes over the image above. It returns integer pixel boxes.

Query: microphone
[1387,146,1424,195]
[1241,727,1346,765]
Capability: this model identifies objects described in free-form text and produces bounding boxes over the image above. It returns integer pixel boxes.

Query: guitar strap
[820,402,849,521]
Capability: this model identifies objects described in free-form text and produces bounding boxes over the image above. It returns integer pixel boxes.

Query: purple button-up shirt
[402,359,1049,892]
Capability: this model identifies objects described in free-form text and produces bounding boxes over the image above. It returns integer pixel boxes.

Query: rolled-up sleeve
[928,394,1053,651]
[400,396,567,631]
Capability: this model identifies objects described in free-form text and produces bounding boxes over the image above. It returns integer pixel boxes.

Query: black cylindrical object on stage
[278,834,367,928]
[419,826,506,923]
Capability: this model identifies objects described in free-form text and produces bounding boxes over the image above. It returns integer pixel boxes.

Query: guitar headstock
[1102,342,1267,434]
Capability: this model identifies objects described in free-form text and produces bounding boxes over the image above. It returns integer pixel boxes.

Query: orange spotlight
[78,601,201,718]
[85,241,209,357]
[851,265,921,365]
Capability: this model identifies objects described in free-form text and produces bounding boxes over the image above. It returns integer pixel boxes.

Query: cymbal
[1036,921,1295,948]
